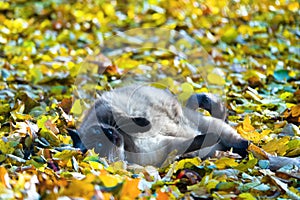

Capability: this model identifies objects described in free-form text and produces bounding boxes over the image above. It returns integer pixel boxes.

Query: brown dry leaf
[58,98,73,113]
[294,90,300,102]
[44,120,59,134]
[282,106,300,124]
[274,121,287,129]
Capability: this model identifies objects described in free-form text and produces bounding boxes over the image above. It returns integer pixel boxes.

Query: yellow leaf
[207,73,226,86]
[181,82,194,93]
[115,57,140,69]
[280,92,294,101]
[99,174,122,187]
[70,99,83,115]
[195,88,209,93]
[238,25,253,36]
[288,2,299,12]
[175,157,202,172]
[61,179,94,199]
[0,1,9,9]
[245,90,262,102]
[237,116,271,143]
[198,17,212,29]
[120,178,141,200]
[0,139,15,155]
[260,129,272,138]
[215,157,239,169]
[53,150,77,160]
[57,135,72,146]
[239,192,256,200]
[52,62,62,69]
[262,136,290,156]
[242,115,255,132]
[241,130,260,143]
[251,131,267,143]
[286,103,296,108]
[103,3,115,17]
[206,179,220,192]
[107,160,127,174]
[88,161,104,170]
[151,77,175,91]
[221,27,238,43]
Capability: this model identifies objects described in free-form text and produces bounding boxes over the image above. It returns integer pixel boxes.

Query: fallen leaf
[119,178,141,200]
[215,157,239,169]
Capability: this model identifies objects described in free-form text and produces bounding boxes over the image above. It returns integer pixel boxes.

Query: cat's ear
[94,100,151,134]
[94,100,116,126]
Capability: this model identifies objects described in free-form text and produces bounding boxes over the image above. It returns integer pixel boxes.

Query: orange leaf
[120,178,141,200]
[103,192,113,200]
[0,167,11,189]
[156,189,170,200]
[291,105,300,117]
[248,143,268,160]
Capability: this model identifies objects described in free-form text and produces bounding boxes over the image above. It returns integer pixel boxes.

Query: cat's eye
[132,117,150,127]
[100,125,122,147]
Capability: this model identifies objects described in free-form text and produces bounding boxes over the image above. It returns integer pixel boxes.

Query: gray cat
[70,85,249,166]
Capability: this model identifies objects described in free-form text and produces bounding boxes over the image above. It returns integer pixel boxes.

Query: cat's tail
[67,128,87,153]
[186,93,227,121]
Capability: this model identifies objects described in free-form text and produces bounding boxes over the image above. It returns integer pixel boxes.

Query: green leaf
[221,27,238,43]
[273,70,291,81]
[215,181,237,191]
